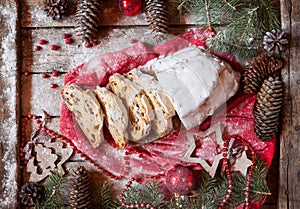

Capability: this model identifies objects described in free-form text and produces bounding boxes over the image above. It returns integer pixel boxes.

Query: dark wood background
[0,0,299,208]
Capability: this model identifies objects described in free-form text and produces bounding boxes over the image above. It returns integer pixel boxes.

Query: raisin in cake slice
[108,74,155,142]
[94,86,129,149]
[61,84,105,148]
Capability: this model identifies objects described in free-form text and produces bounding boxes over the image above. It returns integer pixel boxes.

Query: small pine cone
[44,0,67,20]
[263,29,289,54]
[69,166,93,209]
[243,54,283,93]
[254,75,283,141]
[75,0,101,45]
[145,0,169,39]
[19,182,44,206]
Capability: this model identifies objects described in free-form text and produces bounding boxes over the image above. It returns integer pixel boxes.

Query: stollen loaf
[61,46,240,148]
[132,46,240,129]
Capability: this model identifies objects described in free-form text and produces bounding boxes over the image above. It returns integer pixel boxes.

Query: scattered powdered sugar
[0,1,18,207]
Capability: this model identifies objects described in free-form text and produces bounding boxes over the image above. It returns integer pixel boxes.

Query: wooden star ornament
[182,122,224,177]
[232,149,253,176]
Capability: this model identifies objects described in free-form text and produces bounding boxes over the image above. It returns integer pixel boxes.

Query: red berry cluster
[34,33,76,52]
[41,70,60,88]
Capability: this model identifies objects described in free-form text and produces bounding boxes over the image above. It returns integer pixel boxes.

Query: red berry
[130,39,138,44]
[42,73,50,78]
[92,40,100,46]
[39,39,47,45]
[65,38,73,44]
[85,42,92,48]
[24,71,30,76]
[52,70,59,77]
[50,83,58,88]
[51,45,59,50]
[63,33,70,39]
[34,45,42,51]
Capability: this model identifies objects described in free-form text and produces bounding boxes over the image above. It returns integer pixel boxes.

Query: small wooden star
[232,149,253,176]
[182,122,224,177]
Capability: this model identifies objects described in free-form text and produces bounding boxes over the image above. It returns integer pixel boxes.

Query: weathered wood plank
[20,0,196,28]
[0,0,20,208]
[21,26,193,73]
[261,205,278,209]
[21,74,64,116]
[279,0,300,209]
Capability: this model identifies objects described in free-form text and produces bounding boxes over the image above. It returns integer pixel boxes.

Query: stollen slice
[125,70,176,141]
[94,86,129,149]
[61,84,105,148]
[108,74,155,141]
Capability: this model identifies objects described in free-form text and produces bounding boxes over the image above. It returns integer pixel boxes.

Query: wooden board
[0,0,19,208]
[279,0,300,208]
[0,0,298,208]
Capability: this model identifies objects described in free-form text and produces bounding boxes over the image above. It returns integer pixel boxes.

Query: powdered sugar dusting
[0,1,18,207]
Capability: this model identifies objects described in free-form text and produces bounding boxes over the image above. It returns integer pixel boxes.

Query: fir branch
[174,0,240,25]
[141,180,165,208]
[35,170,70,209]
[118,180,166,209]
[249,159,271,202]
[95,181,119,209]
[175,0,280,58]
[208,0,280,58]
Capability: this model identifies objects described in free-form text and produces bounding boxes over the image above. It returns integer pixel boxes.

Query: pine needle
[174,0,280,58]
[35,170,70,209]
[95,181,119,209]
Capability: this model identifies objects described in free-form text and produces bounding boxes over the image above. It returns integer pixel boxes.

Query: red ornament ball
[165,165,195,194]
[119,0,142,16]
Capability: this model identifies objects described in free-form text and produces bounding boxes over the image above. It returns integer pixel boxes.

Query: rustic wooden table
[0,0,299,208]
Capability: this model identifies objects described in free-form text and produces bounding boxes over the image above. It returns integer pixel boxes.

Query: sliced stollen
[61,84,105,148]
[125,70,175,141]
[94,86,129,149]
[108,74,155,142]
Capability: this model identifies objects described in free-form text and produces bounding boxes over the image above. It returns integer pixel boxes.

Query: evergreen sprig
[175,0,280,58]
[118,160,270,209]
[176,0,240,26]
[168,160,271,209]
[95,181,119,209]
[35,170,70,209]
[117,180,166,209]
[31,160,270,208]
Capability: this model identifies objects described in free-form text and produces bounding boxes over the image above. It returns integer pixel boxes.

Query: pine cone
[75,0,101,46]
[145,0,169,39]
[69,166,93,209]
[263,29,289,54]
[243,54,283,94]
[254,75,283,141]
[19,182,44,206]
[44,0,67,20]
